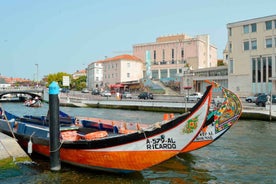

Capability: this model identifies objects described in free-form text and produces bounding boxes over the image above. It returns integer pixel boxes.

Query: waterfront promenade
[59,94,276,121]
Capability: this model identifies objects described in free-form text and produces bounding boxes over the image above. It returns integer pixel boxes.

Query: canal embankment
[0,132,31,165]
[59,97,276,121]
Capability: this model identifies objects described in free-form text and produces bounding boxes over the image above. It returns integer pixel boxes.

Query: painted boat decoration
[181,82,242,152]
[0,85,213,173]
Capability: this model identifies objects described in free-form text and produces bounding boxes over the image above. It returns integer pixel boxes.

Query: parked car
[255,94,276,107]
[81,88,89,93]
[245,93,265,103]
[101,90,112,97]
[91,89,100,95]
[122,92,132,99]
[61,88,70,93]
[138,92,153,99]
[186,92,203,102]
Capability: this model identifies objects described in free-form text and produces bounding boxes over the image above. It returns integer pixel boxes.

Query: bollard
[49,81,61,171]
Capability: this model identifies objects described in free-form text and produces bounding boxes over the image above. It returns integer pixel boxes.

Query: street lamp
[35,64,38,87]
[182,67,194,112]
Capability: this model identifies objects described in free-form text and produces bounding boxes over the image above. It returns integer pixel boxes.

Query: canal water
[0,102,275,184]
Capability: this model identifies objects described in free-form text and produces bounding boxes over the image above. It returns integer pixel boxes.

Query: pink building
[133,34,217,80]
[99,54,143,88]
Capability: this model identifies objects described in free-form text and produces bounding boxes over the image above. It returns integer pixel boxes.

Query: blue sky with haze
[0,0,275,80]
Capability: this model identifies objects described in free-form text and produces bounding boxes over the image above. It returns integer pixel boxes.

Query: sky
[0,0,275,80]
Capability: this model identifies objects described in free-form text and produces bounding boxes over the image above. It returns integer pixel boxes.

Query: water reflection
[143,153,216,183]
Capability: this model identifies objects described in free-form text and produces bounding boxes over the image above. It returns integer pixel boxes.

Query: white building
[226,15,276,96]
[99,54,143,88]
[86,62,103,90]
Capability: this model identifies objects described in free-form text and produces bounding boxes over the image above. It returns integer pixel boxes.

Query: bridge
[0,87,44,100]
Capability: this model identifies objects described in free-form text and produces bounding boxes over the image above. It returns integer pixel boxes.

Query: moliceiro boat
[75,82,242,153]
[0,85,213,173]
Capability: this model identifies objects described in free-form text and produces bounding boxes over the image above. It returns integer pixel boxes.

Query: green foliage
[217,59,225,66]
[45,72,87,90]
[71,75,87,90]
[45,72,72,88]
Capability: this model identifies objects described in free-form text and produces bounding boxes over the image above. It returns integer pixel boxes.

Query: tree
[45,72,72,88]
[217,59,225,66]
[71,75,87,90]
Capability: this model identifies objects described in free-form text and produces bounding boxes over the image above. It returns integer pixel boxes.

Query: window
[160,69,168,78]
[243,25,249,33]
[229,59,233,74]
[153,50,156,60]
[228,28,232,36]
[127,73,130,78]
[172,49,174,59]
[266,38,272,48]
[265,20,272,30]
[268,56,272,81]
[252,58,256,83]
[169,69,177,78]
[263,57,266,82]
[243,41,249,51]
[251,23,257,32]
[127,62,130,67]
[181,48,184,58]
[162,49,165,61]
[251,40,257,50]
[229,42,232,52]
[257,57,261,82]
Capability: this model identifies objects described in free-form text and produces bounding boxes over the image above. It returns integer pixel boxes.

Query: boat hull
[0,85,214,172]
[20,141,179,172]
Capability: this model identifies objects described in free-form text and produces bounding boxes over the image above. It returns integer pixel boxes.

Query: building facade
[72,69,86,80]
[192,66,228,94]
[226,15,276,96]
[99,54,143,88]
[133,34,218,80]
[86,62,103,90]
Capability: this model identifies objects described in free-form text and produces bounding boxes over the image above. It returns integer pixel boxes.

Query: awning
[110,84,125,88]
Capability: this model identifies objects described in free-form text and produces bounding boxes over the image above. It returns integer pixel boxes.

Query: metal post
[185,90,187,112]
[49,81,61,171]
[269,92,272,121]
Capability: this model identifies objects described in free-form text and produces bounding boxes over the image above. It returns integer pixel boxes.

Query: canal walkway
[57,93,276,121]
[0,132,30,163]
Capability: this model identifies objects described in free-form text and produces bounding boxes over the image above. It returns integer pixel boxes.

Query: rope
[49,139,64,153]
[0,103,17,140]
